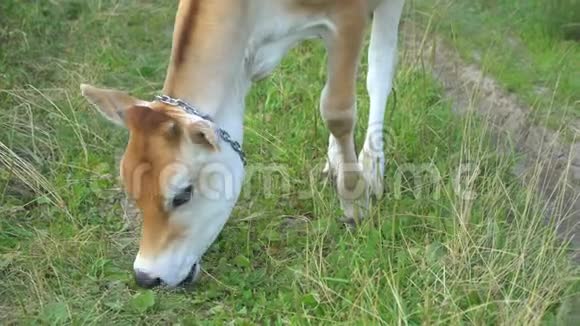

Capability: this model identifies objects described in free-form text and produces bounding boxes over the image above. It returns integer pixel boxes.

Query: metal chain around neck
[155,95,247,166]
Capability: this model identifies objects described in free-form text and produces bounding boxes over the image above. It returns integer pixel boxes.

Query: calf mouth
[176,263,201,287]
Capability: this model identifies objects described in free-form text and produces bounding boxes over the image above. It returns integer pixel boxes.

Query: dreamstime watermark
[123,159,481,203]
[118,122,480,203]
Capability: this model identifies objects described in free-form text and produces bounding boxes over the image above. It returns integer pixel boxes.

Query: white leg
[322,134,339,179]
[359,0,405,198]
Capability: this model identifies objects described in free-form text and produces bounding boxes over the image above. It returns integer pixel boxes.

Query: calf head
[81,84,240,287]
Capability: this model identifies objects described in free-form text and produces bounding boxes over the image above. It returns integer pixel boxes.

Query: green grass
[1,0,578,324]
[412,0,580,132]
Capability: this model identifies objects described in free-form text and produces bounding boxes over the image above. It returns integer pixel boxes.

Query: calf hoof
[358,149,385,199]
[340,216,359,229]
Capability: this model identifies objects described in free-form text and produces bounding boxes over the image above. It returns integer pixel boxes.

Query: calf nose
[134,270,161,289]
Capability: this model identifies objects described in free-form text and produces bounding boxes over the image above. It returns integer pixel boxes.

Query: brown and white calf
[81,0,404,288]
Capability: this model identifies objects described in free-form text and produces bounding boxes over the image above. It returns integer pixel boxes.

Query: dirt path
[401,25,580,323]
[401,23,580,262]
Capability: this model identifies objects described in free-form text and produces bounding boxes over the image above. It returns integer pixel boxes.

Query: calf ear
[80,84,145,127]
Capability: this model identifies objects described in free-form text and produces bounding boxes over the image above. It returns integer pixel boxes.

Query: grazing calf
[81,0,404,288]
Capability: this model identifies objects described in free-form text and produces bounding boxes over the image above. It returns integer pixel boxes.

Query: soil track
[401,25,580,322]
[401,23,580,262]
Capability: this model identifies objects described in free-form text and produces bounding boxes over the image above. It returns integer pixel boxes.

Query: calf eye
[172,185,193,208]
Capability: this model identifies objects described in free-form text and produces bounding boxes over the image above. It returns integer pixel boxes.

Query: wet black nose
[134,270,161,289]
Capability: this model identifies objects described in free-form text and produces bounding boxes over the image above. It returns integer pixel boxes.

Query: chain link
[155,95,247,166]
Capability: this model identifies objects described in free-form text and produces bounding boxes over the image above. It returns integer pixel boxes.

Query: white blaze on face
[133,153,244,287]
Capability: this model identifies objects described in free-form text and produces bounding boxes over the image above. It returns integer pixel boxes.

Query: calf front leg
[359,0,405,199]
[320,11,368,224]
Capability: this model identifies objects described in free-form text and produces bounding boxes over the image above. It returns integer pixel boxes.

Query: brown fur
[163,0,248,98]
[119,105,220,257]
[174,0,202,66]
[122,107,183,257]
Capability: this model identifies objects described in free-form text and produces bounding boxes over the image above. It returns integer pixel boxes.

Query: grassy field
[1,0,578,324]
[413,0,580,132]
